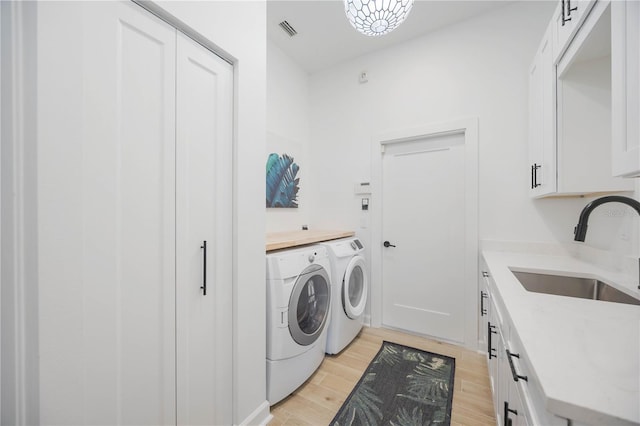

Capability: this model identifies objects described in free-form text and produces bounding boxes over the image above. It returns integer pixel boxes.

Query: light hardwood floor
[269,327,496,426]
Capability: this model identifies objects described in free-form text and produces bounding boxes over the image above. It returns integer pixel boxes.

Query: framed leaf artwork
[266,152,300,208]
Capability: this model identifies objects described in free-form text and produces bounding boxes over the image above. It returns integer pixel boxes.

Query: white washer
[266,245,332,405]
[319,237,368,355]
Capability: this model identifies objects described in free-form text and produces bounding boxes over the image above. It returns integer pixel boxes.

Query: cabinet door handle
[488,322,497,359]
[533,163,541,188]
[200,240,207,296]
[506,349,528,382]
[561,0,577,25]
[531,164,535,189]
[482,271,490,278]
[504,401,518,426]
[480,291,488,316]
[561,0,571,25]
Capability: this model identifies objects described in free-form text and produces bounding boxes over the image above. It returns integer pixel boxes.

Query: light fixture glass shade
[344,0,414,37]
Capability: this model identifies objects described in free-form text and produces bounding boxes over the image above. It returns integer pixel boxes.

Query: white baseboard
[362,314,372,327]
[237,400,272,426]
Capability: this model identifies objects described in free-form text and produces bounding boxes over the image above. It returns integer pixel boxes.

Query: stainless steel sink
[511,271,640,306]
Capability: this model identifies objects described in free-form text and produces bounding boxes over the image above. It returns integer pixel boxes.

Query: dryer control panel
[331,238,365,258]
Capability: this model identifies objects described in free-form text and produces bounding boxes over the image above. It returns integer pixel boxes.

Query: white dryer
[266,245,331,405]
[319,237,368,355]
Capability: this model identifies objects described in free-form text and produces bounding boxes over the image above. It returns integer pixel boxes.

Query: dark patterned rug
[330,341,455,426]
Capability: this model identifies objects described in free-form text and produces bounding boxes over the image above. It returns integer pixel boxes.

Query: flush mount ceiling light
[344,0,414,37]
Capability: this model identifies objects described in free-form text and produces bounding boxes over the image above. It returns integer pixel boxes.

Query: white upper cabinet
[553,0,597,62]
[529,0,634,197]
[529,22,557,197]
[612,1,640,177]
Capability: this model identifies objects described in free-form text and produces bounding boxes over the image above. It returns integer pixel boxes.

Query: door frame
[370,117,479,350]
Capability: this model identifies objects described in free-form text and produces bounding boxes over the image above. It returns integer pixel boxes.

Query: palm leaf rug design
[331,341,455,426]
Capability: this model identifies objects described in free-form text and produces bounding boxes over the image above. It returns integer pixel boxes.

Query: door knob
[383,241,396,248]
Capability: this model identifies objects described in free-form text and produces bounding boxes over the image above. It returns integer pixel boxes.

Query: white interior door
[381,133,466,343]
[176,32,233,426]
[37,2,176,424]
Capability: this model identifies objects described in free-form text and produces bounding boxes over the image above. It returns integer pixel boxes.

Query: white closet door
[37,2,176,424]
[176,32,234,425]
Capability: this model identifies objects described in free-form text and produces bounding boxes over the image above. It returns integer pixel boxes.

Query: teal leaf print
[265,153,300,208]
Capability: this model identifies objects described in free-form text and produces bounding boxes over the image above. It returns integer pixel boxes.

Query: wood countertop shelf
[266,230,355,252]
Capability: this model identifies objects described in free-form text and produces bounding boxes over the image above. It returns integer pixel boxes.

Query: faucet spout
[574,196,640,242]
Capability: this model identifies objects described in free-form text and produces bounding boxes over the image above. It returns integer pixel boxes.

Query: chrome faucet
[573,195,640,290]
[574,195,640,242]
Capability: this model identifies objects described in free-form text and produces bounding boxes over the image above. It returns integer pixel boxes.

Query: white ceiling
[267,0,515,73]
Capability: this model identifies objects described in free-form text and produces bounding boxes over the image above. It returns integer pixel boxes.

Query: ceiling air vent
[279,20,298,37]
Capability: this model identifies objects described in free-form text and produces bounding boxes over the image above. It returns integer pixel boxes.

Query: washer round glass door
[342,256,368,319]
[288,264,331,346]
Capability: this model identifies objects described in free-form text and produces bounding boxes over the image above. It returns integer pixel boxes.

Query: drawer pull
[488,322,497,359]
[480,291,488,316]
[504,401,518,426]
[506,349,528,382]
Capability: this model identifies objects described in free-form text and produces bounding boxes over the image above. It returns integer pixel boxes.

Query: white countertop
[482,250,640,426]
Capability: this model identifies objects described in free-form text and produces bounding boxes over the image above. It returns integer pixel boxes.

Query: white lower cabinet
[36,2,233,424]
[480,263,568,426]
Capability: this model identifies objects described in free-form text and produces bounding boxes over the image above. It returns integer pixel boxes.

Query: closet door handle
[201,240,207,296]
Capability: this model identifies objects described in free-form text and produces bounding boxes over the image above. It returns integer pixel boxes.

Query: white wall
[150,2,268,424]
[306,1,639,257]
[308,1,549,239]
[267,41,310,232]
